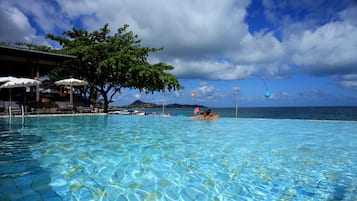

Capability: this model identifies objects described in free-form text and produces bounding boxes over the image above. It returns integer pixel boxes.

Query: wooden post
[36,65,40,102]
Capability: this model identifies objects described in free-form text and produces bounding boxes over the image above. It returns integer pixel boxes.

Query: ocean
[144,106,357,121]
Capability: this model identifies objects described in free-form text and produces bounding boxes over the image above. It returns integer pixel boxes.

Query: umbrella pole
[162,91,165,114]
[70,85,73,106]
[36,68,40,102]
[9,89,12,116]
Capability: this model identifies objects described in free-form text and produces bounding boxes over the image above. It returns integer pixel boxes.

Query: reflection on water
[1,115,356,200]
[0,118,62,200]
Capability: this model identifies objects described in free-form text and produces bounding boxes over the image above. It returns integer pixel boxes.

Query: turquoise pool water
[1,115,357,200]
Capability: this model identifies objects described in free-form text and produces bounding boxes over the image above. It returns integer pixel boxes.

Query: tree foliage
[46,24,182,112]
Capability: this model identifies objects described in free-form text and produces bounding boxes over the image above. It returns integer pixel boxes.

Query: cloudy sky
[1,0,356,107]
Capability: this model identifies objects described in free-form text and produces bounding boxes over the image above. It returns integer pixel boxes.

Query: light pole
[235,86,240,119]
[234,76,270,119]
[162,91,165,114]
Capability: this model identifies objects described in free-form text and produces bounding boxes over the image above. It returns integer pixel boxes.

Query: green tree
[46,24,182,112]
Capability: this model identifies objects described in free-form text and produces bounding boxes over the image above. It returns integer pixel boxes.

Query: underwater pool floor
[1,115,356,200]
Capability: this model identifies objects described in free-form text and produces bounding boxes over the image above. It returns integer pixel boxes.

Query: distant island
[120,100,206,108]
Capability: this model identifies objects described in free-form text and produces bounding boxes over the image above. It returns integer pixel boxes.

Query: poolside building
[0,45,78,114]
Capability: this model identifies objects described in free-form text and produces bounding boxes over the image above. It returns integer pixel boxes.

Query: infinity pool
[1,115,356,200]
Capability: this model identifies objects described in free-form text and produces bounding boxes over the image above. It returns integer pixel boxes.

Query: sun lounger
[0,101,5,113]
[76,106,93,113]
[5,102,23,115]
[56,102,75,113]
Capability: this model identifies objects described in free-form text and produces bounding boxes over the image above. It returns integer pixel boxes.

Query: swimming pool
[1,115,356,200]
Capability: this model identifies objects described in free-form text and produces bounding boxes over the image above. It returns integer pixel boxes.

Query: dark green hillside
[124,100,205,108]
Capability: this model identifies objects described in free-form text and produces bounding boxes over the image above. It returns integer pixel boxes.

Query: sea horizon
[215,105,357,108]
[140,106,357,121]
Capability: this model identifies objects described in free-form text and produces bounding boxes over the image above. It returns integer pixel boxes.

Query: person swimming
[192,109,219,120]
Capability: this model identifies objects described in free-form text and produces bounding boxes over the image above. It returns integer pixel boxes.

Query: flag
[194,107,200,114]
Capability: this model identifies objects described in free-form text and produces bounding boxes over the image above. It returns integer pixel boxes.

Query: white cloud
[339,5,357,26]
[234,31,285,64]
[166,58,258,80]
[269,91,290,101]
[261,0,357,89]
[134,93,141,100]
[0,2,314,76]
[1,0,356,93]
[334,74,357,90]
[0,3,36,43]
[340,81,357,90]
[0,0,68,45]
[279,6,357,91]
[190,82,222,104]
[287,21,357,74]
[54,0,280,80]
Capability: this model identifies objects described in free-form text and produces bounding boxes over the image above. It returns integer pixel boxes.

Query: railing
[7,105,24,117]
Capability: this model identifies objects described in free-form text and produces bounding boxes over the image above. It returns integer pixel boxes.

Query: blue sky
[1,0,356,107]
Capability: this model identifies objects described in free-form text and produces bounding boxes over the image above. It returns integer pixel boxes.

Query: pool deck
[0,105,108,118]
[0,112,107,118]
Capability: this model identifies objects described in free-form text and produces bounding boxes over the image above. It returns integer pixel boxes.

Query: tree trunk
[102,93,109,113]
[103,101,109,113]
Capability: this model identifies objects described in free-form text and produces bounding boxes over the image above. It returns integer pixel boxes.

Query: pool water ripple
[1,115,357,200]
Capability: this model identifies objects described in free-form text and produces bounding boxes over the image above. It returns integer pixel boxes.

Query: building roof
[0,45,77,77]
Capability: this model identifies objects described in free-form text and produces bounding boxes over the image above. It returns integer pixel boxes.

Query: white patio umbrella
[0,76,17,83]
[55,78,88,105]
[0,77,41,89]
[0,77,41,115]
